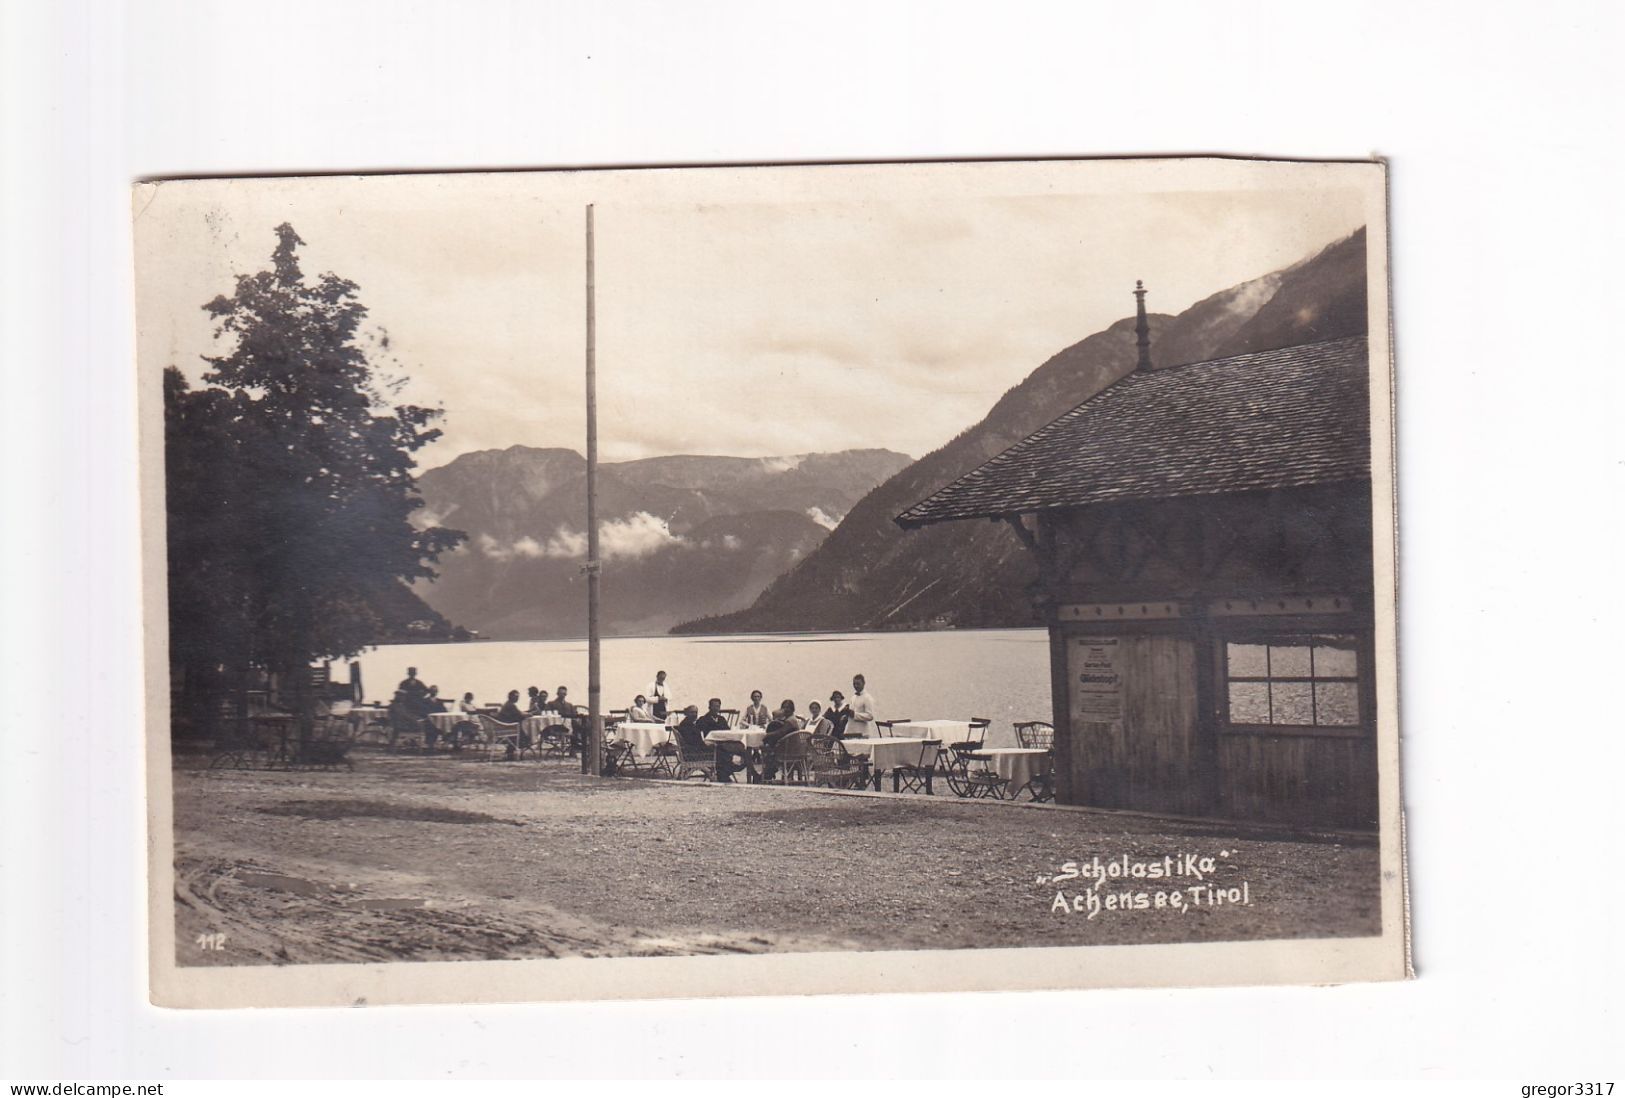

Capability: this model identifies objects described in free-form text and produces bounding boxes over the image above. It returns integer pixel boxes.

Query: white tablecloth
[890,719,976,745]
[705,728,766,750]
[616,721,674,758]
[840,737,939,772]
[426,711,472,733]
[974,747,1049,791]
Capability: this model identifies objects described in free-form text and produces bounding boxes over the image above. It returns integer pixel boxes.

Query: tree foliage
[165,224,465,691]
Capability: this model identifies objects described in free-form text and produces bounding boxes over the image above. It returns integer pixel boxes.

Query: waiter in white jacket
[846,674,877,738]
[646,670,673,720]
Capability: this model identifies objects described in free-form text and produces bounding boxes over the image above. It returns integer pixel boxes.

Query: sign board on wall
[1074,636,1122,720]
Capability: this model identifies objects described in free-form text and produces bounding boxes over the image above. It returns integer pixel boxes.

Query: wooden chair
[943,744,1011,799]
[939,718,992,775]
[635,727,679,777]
[206,716,275,772]
[600,736,635,776]
[718,707,741,729]
[891,739,943,794]
[875,718,911,737]
[1013,720,1056,801]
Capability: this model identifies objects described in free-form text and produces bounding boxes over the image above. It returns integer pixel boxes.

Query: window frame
[1222,632,1363,734]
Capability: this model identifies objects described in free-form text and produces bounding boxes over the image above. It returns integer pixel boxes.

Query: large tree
[166,223,464,723]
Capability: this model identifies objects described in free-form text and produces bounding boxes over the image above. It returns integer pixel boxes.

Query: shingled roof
[894,335,1371,529]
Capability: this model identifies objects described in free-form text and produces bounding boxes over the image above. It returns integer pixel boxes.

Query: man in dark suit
[688,697,739,781]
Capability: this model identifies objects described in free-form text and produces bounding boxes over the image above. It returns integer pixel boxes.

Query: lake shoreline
[356,628,1053,752]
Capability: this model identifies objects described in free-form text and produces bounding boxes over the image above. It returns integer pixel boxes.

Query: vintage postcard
[136,157,1406,1008]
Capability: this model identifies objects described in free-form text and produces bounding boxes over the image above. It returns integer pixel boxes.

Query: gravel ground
[171,750,1382,968]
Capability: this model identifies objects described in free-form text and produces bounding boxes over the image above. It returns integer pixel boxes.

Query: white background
[3,0,1622,1081]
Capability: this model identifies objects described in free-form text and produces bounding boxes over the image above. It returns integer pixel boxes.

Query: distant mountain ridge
[410,447,910,638]
[674,228,1369,634]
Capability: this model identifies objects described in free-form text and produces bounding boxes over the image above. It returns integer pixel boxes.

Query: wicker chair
[476,713,525,761]
[1013,720,1056,801]
[531,713,574,759]
[808,735,869,789]
[674,733,719,781]
[765,730,814,785]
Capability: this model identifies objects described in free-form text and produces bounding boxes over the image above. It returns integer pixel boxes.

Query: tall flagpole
[583,204,603,775]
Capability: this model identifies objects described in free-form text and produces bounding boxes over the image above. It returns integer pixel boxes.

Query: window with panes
[1224,634,1360,728]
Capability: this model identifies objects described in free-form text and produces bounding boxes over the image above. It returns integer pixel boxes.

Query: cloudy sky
[135,162,1373,466]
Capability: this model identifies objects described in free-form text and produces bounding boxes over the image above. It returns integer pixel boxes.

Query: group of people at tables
[636,674,878,782]
[390,666,590,753]
[391,666,884,777]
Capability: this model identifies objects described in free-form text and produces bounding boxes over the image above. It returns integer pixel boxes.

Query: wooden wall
[1216,730,1376,828]
[1065,633,1204,816]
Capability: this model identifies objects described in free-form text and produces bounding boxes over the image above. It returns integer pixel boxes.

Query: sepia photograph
[135,158,1404,1007]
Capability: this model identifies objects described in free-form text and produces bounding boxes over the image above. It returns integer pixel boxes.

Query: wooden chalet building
[895,297,1378,829]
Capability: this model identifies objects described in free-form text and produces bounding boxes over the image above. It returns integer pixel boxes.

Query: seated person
[741,690,770,728]
[759,699,800,781]
[803,700,831,737]
[554,685,583,753]
[689,697,741,781]
[627,694,657,723]
[525,686,541,712]
[674,704,706,749]
[453,691,481,745]
[528,688,551,715]
[497,689,525,724]
[418,686,450,749]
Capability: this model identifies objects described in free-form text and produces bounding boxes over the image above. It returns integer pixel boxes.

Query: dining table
[887,719,974,743]
[616,721,675,759]
[838,736,942,791]
[704,727,768,782]
[520,712,574,754]
[425,711,467,736]
[703,727,767,750]
[968,747,1050,798]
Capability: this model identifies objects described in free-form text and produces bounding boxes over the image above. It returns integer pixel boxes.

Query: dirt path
[171,752,1381,968]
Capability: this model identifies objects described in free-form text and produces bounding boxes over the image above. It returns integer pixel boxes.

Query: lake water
[359,629,1052,749]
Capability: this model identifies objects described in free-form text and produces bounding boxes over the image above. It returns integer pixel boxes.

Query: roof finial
[1133,280,1153,370]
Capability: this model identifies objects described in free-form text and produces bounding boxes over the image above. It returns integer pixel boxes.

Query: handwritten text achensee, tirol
[1042,853,1254,918]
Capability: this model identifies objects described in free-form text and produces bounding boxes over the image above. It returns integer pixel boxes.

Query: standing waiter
[646,669,673,720]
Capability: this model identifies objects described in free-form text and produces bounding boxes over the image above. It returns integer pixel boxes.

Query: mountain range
[673,227,1370,634]
[409,449,911,638]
